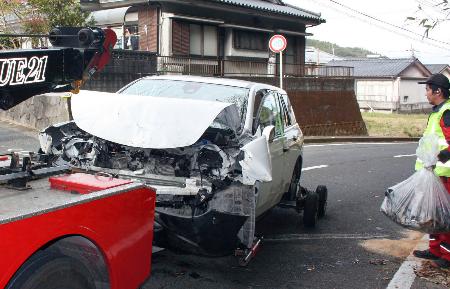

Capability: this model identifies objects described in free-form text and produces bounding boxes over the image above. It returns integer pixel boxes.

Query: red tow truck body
[0,174,156,289]
[0,27,156,288]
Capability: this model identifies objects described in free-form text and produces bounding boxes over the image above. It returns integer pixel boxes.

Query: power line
[414,0,450,22]
[328,0,450,47]
[304,0,450,52]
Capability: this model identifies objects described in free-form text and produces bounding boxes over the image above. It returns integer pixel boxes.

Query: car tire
[7,251,96,289]
[287,160,302,201]
[303,191,318,228]
[316,185,328,218]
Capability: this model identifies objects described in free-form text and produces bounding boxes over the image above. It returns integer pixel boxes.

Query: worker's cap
[418,73,450,90]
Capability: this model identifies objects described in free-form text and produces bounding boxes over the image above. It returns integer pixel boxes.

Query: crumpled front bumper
[154,209,248,256]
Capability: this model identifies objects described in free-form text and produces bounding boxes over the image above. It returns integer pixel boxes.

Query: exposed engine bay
[39,117,269,255]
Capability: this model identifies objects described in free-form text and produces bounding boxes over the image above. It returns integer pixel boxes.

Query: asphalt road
[0,120,445,289]
[146,141,422,289]
[0,121,39,153]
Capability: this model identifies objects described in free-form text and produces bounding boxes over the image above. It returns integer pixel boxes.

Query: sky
[284,0,450,64]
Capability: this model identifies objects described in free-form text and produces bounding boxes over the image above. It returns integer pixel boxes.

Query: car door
[254,90,286,216]
[277,93,303,195]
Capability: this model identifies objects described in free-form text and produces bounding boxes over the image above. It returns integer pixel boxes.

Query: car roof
[141,75,283,92]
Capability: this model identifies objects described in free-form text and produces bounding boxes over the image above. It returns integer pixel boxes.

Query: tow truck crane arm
[0,27,117,110]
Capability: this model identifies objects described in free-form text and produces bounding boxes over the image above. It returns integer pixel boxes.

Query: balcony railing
[157,56,353,78]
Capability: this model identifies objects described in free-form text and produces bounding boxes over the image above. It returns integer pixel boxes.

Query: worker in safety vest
[413,73,450,268]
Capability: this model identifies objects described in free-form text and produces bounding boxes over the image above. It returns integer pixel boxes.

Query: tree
[0,0,94,48]
[407,0,450,37]
[306,39,378,58]
[0,0,27,49]
[27,0,94,30]
[26,0,94,46]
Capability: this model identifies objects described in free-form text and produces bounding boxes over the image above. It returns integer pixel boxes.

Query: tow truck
[0,28,156,289]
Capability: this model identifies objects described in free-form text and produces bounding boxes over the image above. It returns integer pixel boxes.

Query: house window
[203,25,218,56]
[172,20,190,55]
[189,24,202,55]
[172,20,218,56]
[233,30,268,51]
[189,24,218,56]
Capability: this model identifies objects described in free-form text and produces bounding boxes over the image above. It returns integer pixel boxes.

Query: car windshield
[119,79,249,120]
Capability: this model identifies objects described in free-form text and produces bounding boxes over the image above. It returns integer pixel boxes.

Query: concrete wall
[0,94,70,131]
[231,77,367,136]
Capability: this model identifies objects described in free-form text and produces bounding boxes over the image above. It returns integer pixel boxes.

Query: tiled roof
[212,0,323,22]
[328,58,423,77]
[425,64,449,74]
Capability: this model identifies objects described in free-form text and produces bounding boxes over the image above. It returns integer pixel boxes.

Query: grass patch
[361,112,428,137]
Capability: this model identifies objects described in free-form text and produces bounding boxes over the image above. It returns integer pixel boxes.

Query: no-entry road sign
[269,34,287,53]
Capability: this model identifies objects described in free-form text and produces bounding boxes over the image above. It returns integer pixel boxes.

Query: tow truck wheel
[7,252,96,289]
[316,185,328,218]
[303,191,318,228]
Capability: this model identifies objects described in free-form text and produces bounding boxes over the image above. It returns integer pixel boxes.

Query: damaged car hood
[71,90,240,149]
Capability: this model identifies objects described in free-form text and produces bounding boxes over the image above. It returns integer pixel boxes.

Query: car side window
[258,92,283,137]
[278,93,293,128]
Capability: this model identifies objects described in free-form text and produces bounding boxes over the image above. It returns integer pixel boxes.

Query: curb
[304,136,420,144]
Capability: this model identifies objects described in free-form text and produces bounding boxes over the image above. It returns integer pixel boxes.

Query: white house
[328,58,432,112]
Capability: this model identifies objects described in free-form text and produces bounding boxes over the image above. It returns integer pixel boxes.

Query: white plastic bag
[381,134,450,233]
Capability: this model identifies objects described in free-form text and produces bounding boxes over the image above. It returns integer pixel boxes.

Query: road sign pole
[269,34,287,90]
[279,51,283,90]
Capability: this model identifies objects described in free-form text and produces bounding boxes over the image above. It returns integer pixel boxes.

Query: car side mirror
[262,125,275,143]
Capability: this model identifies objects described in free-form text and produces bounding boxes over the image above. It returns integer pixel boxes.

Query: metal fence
[83,50,158,92]
[84,52,353,92]
[156,56,354,78]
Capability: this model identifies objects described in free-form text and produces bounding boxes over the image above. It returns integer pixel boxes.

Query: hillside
[306,39,378,58]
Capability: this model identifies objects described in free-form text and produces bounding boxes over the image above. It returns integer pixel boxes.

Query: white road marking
[394,154,416,158]
[7,148,23,152]
[305,142,417,148]
[302,165,328,171]
[265,233,390,242]
[386,235,428,289]
[386,260,420,289]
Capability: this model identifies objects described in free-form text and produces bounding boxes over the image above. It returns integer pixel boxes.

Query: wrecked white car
[39,76,325,257]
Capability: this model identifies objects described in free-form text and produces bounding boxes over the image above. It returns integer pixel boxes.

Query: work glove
[437,149,450,163]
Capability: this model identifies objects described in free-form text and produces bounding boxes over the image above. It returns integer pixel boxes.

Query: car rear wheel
[303,191,318,228]
[287,160,302,201]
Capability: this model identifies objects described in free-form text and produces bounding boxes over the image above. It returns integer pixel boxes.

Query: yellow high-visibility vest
[416,101,450,176]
